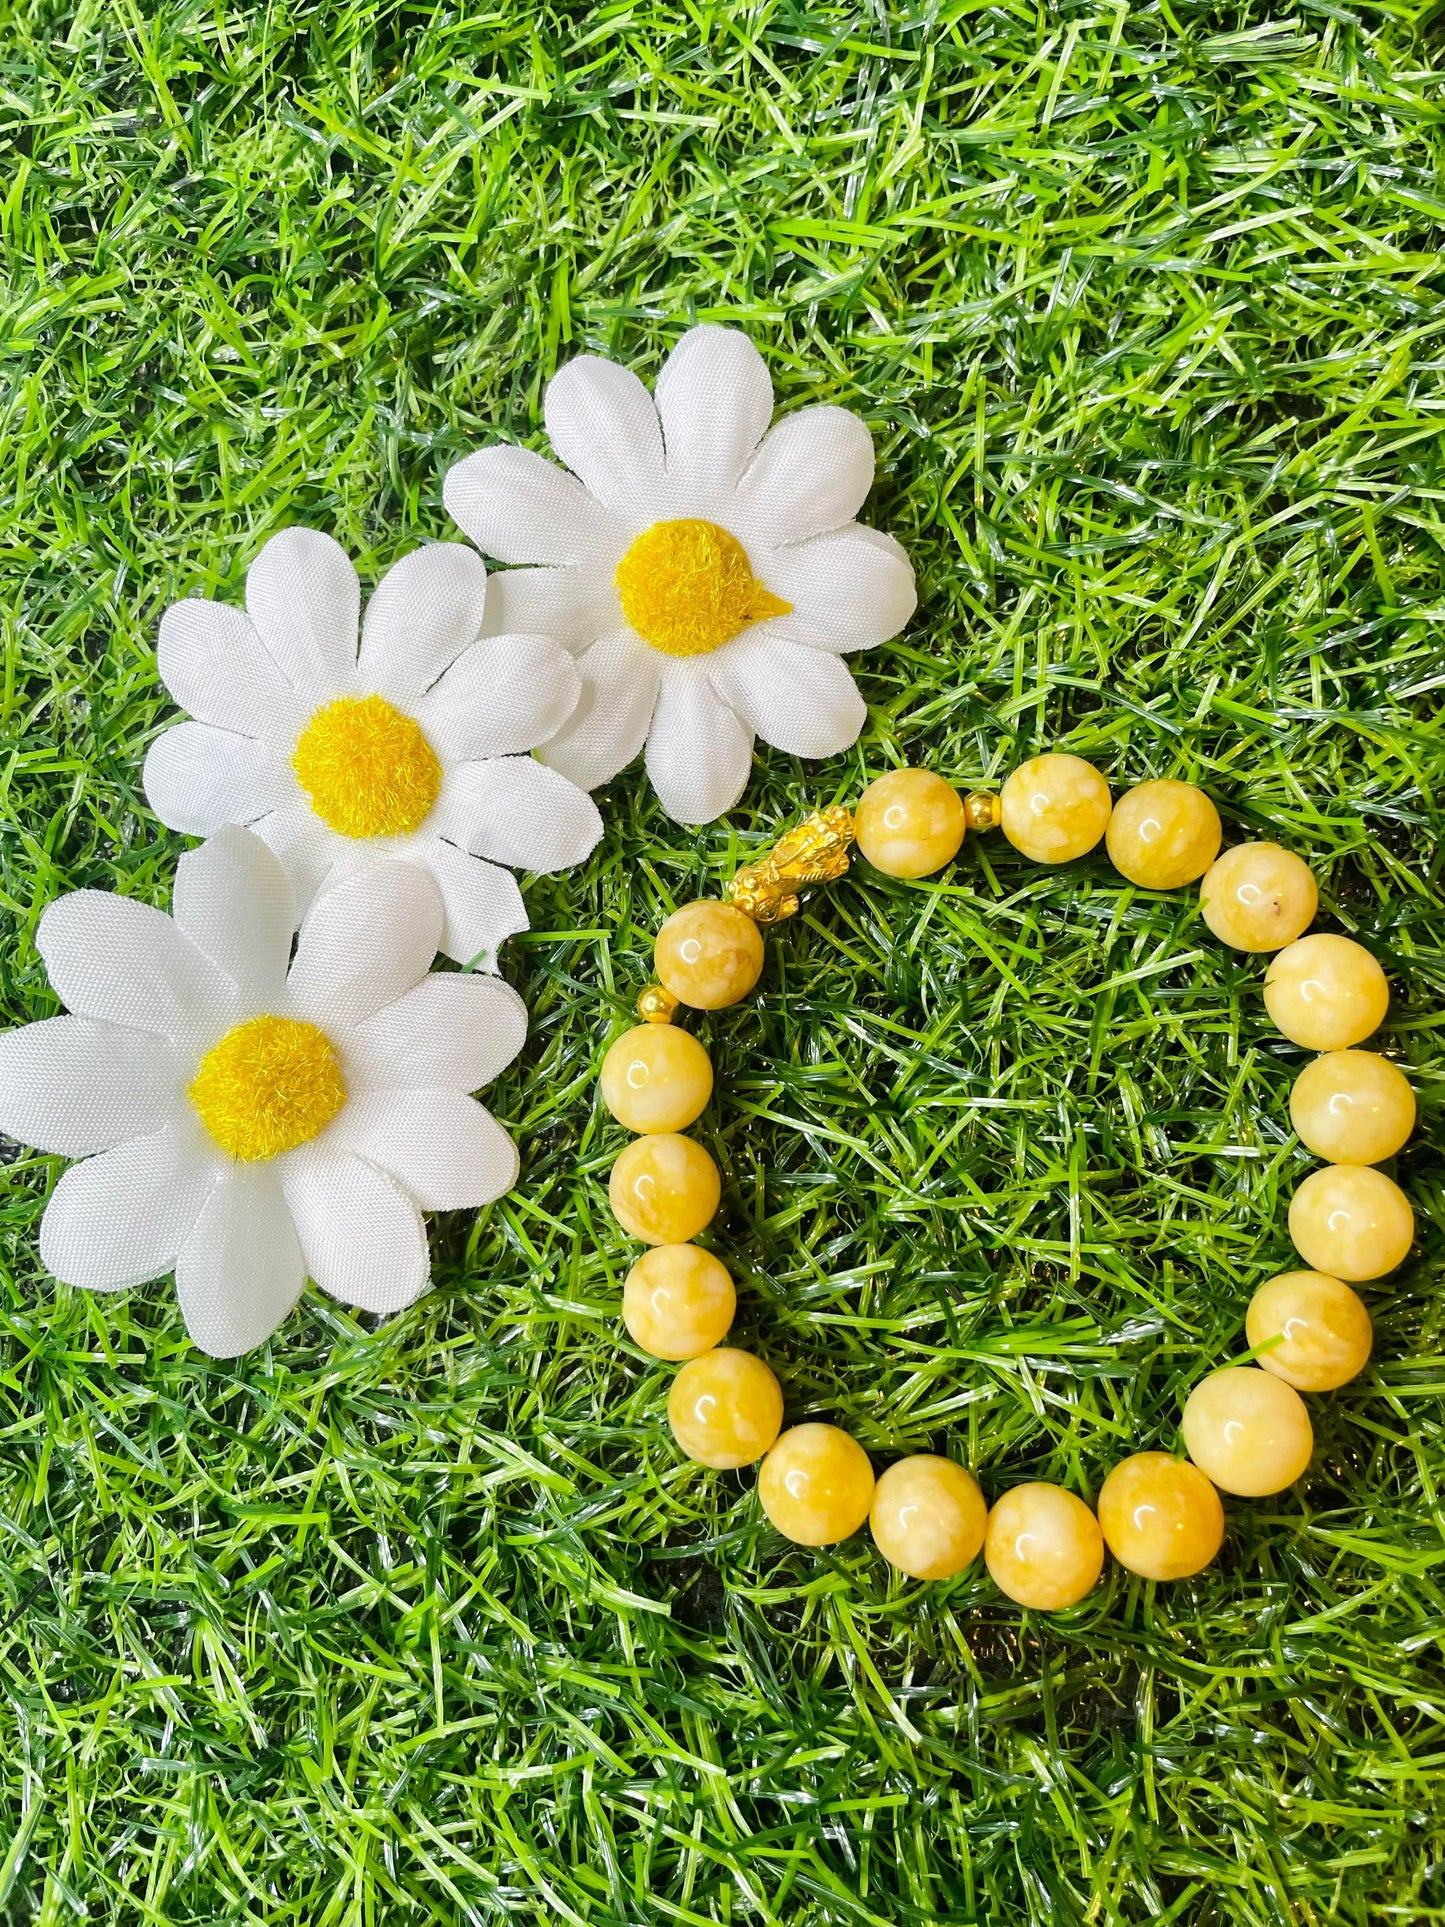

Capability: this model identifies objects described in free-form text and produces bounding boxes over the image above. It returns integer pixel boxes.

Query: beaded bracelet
[597,757,1414,1608]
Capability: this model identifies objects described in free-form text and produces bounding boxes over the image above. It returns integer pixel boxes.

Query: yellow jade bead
[623,1245,736,1360]
[668,1348,783,1468]
[1181,1367,1313,1497]
[869,1456,987,1580]
[855,769,967,879]
[1000,753,1112,865]
[1246,1271,1373,1392]
[1288,1164,1413,1281]
[609,1133,721,1245]
[1289,1050,1415,1165]
[1096,1453,1224,1582]
[655,901,764,1010]
[1199,842,1318,952]
[1264,934,1389,1051]
[1105,779,1222,890]
[984,1483,1104,1610]
[599,1023,713,1134]
[758,1424,876,1546]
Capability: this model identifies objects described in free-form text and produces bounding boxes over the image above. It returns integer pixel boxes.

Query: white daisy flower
[0,828,528,1358]
[143,528,603,968]
[442,325,917,825]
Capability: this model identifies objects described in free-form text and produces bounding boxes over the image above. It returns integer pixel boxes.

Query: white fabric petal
[544,355,665,513]
[325,1091,519,1211]
[144,723,290,836]
[644,666,754,825]
[434,758,603,874]
[708,635,866,759]
[286,861,443,1031]
[343,973,528,1093]
[762,525,917,652]
[535,631,659,790]
[282,1146,428,1315]
[173,826,296,1008]
[247,803,339,921]
[39,1122,220,1291]
[735,406,875,549]
[479,565,619,653]
[245,527,361,695]
[38,892,240,1041]
[0,1018,183,1157]
[174,1164,306,1358]
[156,600,307,741]
[444,446,624,568]
[416,635,581,763]
[411,840,528,970]
[655,326,774,494]
[358,543,491,703]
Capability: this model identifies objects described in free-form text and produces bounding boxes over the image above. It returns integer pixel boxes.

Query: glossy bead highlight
[1000,754,1112,864]
[1264,934,1389,1051]
[1289,1050,1414,1165]
[1288,1164,1413,1281]
[1105,780,1221,890]
[668,1348,783,1468]
[869,1456,987,1580]
[1199,842,1317,952]
[623,1245,736,1360]
[1181,1367,1313,1496]
[984,1483,1104,1609]
[609,1133,721,1245]
[654,901,764,1010]
[1097,1453,1224,1581]
[1246,1270,1372,1391]
[758,1424,875,1546]
[600,1023,714,1134]
[855,769,966,879]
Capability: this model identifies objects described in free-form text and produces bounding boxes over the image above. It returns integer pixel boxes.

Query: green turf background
[2,2,1444,1921]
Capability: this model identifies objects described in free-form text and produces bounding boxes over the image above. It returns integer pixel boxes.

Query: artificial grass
[1,0,1444,1920]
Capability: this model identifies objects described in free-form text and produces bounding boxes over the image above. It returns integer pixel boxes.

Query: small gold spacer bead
[964,790,1002,832]
[637,984,680,1024]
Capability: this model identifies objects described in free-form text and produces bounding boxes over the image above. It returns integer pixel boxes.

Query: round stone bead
[1181,1367,1313,1496]
[758,1424,876,1546]
[984,1483,1104,1610]
[855,769,967,879]
[1000,754,1112,864]
[668,1348,783,1468]
[1199,842,1317,952]
[1105,780,1222,890]
[1263,934,1389,1051]
[1288,1164,1413,1281]
[1246,1270,1373,1391]
[1096,1453,1224,1581]
[655,901,764,1010]
[623,1244,736,1360]
[599,1023,714,1135]
[609,1133,721,1245]
[869,1456,987,1580]
[1289,1050,1415,1165]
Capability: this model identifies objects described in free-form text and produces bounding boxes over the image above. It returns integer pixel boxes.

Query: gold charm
[964,790,1002,832]
[728,806,857,924]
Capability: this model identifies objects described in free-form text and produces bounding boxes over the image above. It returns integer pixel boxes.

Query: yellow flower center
[189,1015,347,1162]
[614,519,792,657]
[292,694,442,839]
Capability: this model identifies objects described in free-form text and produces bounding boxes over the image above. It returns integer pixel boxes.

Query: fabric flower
[442,325,917,824]
[0,828,527,1357]
[143,528,603,968]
